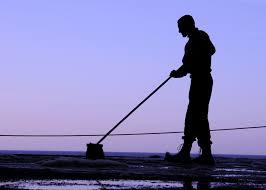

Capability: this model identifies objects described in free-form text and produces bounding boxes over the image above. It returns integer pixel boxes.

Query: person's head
[177,15,195,37]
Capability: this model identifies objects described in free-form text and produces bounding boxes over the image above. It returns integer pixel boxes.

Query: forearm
[176,65,188,76]
[171,65,188,78]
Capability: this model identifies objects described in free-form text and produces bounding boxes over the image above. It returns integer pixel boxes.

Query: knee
[182,136,196,144]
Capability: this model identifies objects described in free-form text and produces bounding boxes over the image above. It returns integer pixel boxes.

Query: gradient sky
[0,0,265,155]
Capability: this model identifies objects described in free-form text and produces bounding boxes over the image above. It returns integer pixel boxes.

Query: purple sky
[0,0,265,155]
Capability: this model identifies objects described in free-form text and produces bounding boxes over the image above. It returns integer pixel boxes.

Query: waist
[190,72,212,78]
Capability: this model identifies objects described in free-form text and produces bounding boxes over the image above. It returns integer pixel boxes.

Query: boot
[164,143,192,164]
[193,145,215,165]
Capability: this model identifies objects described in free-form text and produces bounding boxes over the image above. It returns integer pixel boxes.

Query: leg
[192,75,215,165]
[164,83,196,163]
[196,76,213,151]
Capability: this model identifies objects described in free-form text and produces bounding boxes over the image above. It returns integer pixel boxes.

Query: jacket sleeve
[175,64,188,77]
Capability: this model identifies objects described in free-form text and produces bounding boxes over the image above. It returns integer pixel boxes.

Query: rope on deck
[0,125,265,137]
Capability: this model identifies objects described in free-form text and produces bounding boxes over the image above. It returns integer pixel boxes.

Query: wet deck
[0,154,265,189]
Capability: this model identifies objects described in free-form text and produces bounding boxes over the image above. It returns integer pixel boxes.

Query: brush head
[86,143,105,160]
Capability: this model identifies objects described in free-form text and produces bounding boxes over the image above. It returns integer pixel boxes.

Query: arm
[170,64,188,78]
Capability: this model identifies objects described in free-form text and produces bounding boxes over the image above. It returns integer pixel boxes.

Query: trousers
[183,74,213,147]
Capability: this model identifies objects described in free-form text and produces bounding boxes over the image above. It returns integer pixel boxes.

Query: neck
[187,27,197,38]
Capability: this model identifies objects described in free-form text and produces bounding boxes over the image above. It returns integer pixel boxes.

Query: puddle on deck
[0,180,186,190]
[0,179,265,190]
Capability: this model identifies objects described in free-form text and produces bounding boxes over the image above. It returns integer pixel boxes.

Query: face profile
[178,23,188,37]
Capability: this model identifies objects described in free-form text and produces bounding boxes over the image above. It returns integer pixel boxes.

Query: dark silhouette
[165,15,216,165]
[86,143,105,159]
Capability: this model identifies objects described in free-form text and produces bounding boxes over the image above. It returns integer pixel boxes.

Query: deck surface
[0,154,265,189]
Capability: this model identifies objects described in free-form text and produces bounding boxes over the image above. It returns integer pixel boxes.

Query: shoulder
[197,30,210,40]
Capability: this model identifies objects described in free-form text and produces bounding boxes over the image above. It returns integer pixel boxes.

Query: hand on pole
[170,65,187,78]
[170,70,186,78]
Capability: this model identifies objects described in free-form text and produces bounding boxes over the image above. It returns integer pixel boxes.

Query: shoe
[164,152,191,164]
[192,154,215,165]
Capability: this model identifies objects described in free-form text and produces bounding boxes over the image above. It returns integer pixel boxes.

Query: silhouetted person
[165,15,216,165]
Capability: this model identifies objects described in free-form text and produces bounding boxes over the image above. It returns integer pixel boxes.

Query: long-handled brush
[86,76,171,159]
